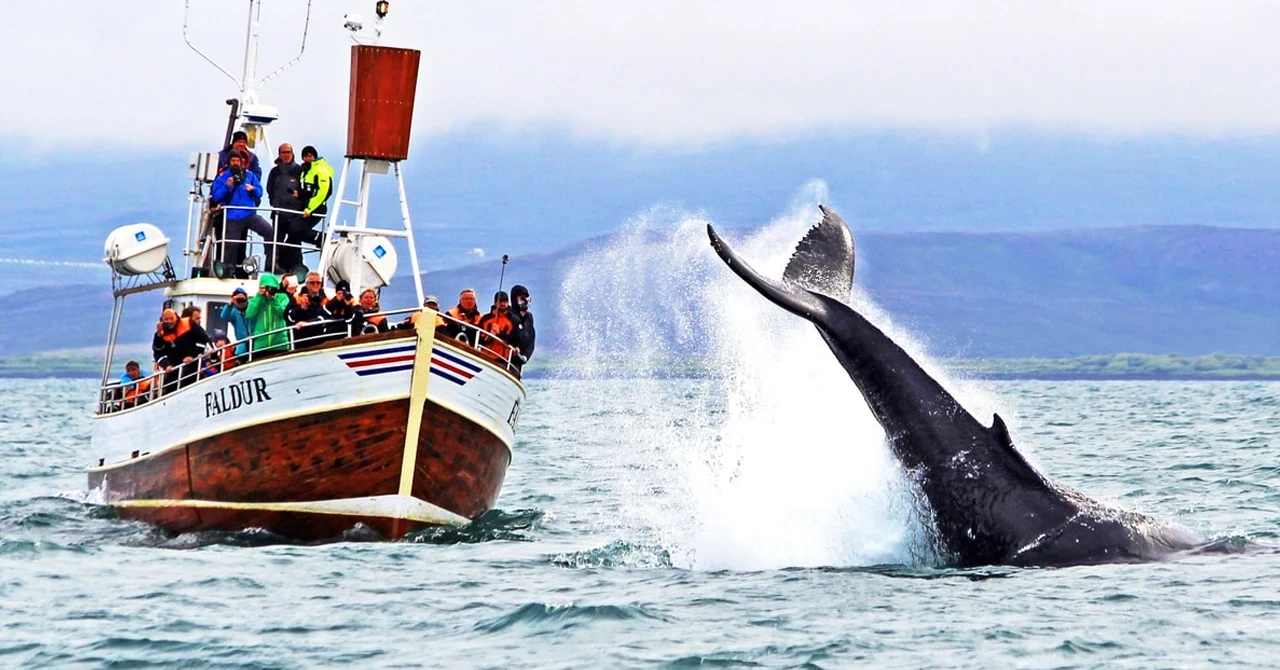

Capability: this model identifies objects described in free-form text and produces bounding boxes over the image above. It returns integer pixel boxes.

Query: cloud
[471,248,485,258]
[5,0,1280,151]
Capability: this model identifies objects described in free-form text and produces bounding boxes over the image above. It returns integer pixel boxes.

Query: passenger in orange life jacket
[444,288,482,345]
[357,288,389,334]
[201,330,236,377]
[477,291,520,361]
[119,360,152,408]
[400,295,447,331]
[152,307,210,393]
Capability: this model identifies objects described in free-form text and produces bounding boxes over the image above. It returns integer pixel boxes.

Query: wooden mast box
[346,45,422,161]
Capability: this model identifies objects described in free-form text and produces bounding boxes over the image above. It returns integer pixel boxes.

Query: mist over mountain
[6,223,1272,361]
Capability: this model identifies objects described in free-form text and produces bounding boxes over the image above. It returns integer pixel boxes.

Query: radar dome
[104,223,170,275]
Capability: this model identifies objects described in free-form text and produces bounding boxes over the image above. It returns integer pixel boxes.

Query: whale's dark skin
[707,206,1208,567]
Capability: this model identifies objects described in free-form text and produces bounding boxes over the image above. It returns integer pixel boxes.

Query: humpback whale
[707,206,1208,567]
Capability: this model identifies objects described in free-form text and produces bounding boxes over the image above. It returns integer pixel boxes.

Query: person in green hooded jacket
[297,145,334,246]
[245,273,292,354]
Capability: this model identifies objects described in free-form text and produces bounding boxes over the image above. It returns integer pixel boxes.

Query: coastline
[7,350,1280,382]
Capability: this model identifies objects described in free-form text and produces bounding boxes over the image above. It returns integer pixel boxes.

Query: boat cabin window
[206,301,230,336]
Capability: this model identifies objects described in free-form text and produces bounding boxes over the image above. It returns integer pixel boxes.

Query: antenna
[183,0,314,104]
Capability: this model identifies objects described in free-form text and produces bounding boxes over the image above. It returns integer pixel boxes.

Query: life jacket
[124,377,153,403]
[159,316,193,343]
[446,306,481,325]
[409,309,447,330]
[479,311,516,359]
[365,313,386,329]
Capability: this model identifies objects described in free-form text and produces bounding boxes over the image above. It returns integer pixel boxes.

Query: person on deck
[509,284,536,368]
[267,143,306,274]
[323,280,360,339]
[356,288,389,334]
[217,130,262,178]
[477,290,519,363]
[398,295,447,331]
[201,330,236,377]
[119,360,152,408]
[219,287,255,359]
[287,286,331,348]
[245,274,292,354]
[210,151,275,274]
[152,307,210,393]
[444,288,482,345]
[297,145,334,245]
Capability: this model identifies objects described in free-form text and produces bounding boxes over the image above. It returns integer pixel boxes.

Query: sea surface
[1,377,1278,669]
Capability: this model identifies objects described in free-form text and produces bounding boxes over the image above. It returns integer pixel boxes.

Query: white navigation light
[104,223,170,275]
[325,235,398,289]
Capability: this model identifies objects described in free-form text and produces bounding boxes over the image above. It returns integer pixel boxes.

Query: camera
[230,165,245,182]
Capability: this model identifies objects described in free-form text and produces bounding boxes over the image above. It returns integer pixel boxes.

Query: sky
[5,0,1280,151]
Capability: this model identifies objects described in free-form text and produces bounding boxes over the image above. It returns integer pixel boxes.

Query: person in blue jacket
[211,150,275,275]
[219,286,255,360]
[216,130,262,178]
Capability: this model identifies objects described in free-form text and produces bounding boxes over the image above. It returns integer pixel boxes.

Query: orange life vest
[479,311,516,359]
[159,316,193,343]
[409,309,447,330]
[124,378,153,404]
[446,306,481,325]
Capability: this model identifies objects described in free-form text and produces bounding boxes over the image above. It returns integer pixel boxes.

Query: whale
[706,206,1210,567]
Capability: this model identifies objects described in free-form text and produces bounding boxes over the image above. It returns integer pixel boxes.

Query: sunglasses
[306,280,321,285]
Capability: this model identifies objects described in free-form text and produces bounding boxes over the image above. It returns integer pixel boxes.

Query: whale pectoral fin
[780,205,856,301]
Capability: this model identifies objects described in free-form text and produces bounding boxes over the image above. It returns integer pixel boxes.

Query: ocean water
[3,377,1279,669]
[6,203,1279,668]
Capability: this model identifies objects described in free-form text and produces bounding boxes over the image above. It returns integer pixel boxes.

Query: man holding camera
[211,151,276,276]
[217,130,262,178]
[219,287,254,359]
[245,273,291,354]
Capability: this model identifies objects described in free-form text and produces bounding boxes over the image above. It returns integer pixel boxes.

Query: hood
[257,273,281,290]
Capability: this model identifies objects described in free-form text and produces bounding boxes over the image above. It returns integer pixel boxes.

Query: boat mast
[182,0,313,159]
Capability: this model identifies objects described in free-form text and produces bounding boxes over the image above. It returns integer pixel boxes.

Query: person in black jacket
[509,284,536,368]
[267,143,306,274]
[286,282,331,349]
[152,308,211,393]
[324,280,361,340]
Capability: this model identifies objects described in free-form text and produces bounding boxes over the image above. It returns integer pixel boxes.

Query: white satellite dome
[324,235,399,289]
[103,223,170,276]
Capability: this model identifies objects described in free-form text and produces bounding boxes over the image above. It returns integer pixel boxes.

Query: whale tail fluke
[707,223,826,319]
[781,205,855,301]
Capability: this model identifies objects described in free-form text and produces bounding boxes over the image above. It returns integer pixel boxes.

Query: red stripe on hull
[344,353,416,368]
[88,399,510,541]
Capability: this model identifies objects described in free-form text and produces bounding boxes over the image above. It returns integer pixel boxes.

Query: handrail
[96,307,521,415]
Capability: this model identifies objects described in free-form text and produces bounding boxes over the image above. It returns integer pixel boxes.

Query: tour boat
[88,1,524,540]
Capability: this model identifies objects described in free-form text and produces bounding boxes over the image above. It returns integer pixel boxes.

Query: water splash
[558,188,975,571]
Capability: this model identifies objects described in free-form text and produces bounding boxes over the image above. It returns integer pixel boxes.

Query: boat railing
[191,203,325,277]
[96,306,519,416]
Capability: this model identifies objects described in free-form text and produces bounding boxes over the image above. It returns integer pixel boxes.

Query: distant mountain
[383,224,1280,359]
[2,225,1276,361]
